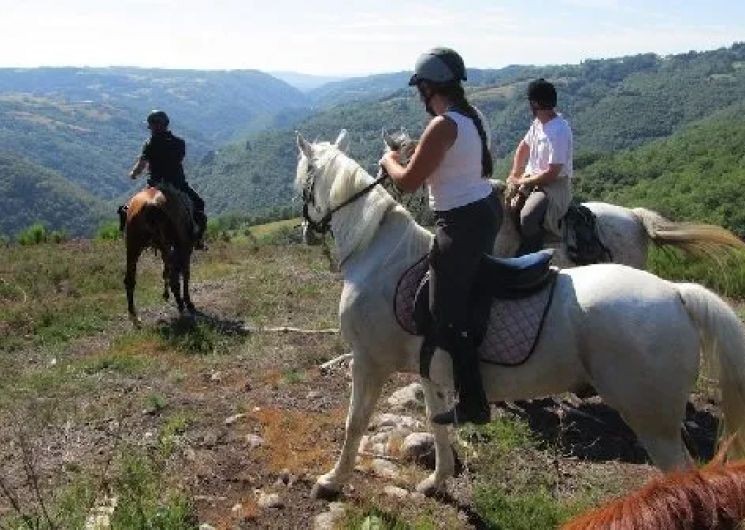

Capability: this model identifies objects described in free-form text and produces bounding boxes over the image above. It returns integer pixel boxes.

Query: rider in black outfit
[128,110,207,246]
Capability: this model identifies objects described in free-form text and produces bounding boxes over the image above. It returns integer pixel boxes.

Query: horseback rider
[379,47,502,425]
[508,79,573,256]
[128,110,207,247]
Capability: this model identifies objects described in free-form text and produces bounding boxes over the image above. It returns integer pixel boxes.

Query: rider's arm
[508,139,530,181]
[379,116,456,193]
[521,164,562,187]
[129,157,147,179]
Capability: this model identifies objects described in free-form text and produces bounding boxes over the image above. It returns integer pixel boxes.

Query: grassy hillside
[0,152,108,237]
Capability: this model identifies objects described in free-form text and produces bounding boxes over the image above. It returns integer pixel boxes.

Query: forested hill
[575,103,745,236]
[0,67,311,236]
[0,153,107,237]
[193,43,745,217]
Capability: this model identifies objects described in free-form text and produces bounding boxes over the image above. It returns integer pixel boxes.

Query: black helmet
[527,79,557,109]
[146,110,170,127]
[408,47,467,86]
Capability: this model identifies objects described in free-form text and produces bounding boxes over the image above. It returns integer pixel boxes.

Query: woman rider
[379,47,502,425]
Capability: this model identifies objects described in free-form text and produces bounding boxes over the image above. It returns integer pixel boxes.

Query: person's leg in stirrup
[516,189,549,256]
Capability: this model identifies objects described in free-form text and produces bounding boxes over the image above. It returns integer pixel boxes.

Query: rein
[303,169,390,234]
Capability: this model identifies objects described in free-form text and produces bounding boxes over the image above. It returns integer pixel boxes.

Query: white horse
[379,130,744,268]
[296,130,745,499]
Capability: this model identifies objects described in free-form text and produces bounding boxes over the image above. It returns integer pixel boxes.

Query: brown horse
[562,441,745,529]
[121,185,195,325]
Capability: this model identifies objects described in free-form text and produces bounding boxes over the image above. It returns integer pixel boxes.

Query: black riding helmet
[146,110,170,128]
[527,79,557,109]
[408,47,467,86]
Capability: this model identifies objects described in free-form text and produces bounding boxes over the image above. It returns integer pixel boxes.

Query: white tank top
[427,109,493,211]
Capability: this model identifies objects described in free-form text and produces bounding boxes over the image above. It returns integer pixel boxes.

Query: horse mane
[298,141,408,260]
[562,448,745,529]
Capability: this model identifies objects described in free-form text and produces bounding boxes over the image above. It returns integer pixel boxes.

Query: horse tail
[676,282,745,458]
[632,207,744,258]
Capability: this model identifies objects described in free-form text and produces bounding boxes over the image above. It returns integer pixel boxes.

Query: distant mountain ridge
[193,43,745,220]
[269,71,348,92]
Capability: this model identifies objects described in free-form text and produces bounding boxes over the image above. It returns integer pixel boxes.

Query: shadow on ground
[503,396,719,464]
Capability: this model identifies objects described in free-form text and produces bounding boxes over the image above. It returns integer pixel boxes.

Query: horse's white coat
[296,132,745,498]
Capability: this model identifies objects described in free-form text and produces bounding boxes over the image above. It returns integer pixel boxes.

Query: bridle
[301,155,389,235]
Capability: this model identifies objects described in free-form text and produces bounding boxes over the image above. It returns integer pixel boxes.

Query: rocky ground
[0,239,725,529]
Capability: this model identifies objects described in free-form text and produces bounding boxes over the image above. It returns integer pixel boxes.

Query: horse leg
[161,253,170,301]
[312,358,387,499]
[417,378,456,495]
[183,250,195,314]
[124,243,143,327]
[167,247,184,314]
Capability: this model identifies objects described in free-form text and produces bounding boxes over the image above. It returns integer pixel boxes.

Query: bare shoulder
[422,115,457,144]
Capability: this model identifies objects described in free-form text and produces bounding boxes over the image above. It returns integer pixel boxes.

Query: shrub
[17,222,48,245]
[96,219,122,240]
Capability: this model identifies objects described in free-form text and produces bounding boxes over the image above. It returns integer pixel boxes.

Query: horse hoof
[129,314,142,329]
[185,302,196,314]
[311,480,341,501]
[162,291,169,301]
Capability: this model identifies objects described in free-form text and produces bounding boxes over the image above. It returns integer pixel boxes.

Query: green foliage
[473,486,576,530]
[575,103,745,236]
[17,222,48,245]
[96,219,121,240]
[647,246,745,298]
[110,450,197,530]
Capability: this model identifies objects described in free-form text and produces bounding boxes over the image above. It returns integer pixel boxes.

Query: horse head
[295,129,352,234]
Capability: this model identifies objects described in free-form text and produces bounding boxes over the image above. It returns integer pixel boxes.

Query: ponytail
[435,83,493,178]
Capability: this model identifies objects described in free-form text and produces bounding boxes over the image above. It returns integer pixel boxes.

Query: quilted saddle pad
[393,255,557,366]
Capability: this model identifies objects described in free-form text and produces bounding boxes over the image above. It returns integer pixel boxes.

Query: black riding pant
[429,191,501,347]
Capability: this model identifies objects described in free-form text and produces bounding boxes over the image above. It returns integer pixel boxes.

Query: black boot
[193,210,207,250]
[515,231,544,257]
[431,333,490,426]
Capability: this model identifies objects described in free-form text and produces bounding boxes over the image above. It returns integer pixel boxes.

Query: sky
[0,0,743,76]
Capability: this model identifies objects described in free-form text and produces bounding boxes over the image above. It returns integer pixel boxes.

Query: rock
[372,413,422,432]
[209,371,222,383]
[307,390,322,400]
[276,468,294,486]
[231,503,243,515]
[371,458,399,479]
[383,485,409,499]
[245,434,264,449]
[225,413,246,426]
[313,503,347,530]
[400,432,435,466]
[199,525,216,530]
[257,492,283,509]
[184,447,197,462]
[387,383,424,410]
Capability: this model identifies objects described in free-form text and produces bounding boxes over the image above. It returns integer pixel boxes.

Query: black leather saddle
[412,249,556,344]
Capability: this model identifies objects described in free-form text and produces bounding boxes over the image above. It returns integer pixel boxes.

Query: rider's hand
[378,150,400,169]
[507,173,521,184]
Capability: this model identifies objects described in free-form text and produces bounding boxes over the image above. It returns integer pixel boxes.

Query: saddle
[506,183,612,265]
[394,250,558,375]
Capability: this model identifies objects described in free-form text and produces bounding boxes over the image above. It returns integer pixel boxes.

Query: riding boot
[193,210,207,250]
[431,332,490,426]
[516,230,544,257]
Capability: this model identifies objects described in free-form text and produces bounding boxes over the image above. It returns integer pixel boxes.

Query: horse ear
[382,128,396,149]
[296,132,312,158]
[334,129,350,153]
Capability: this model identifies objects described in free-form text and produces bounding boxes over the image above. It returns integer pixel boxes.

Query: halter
[301,156,389,235]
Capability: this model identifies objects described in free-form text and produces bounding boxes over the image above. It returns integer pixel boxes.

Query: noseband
[302,157,389,235]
